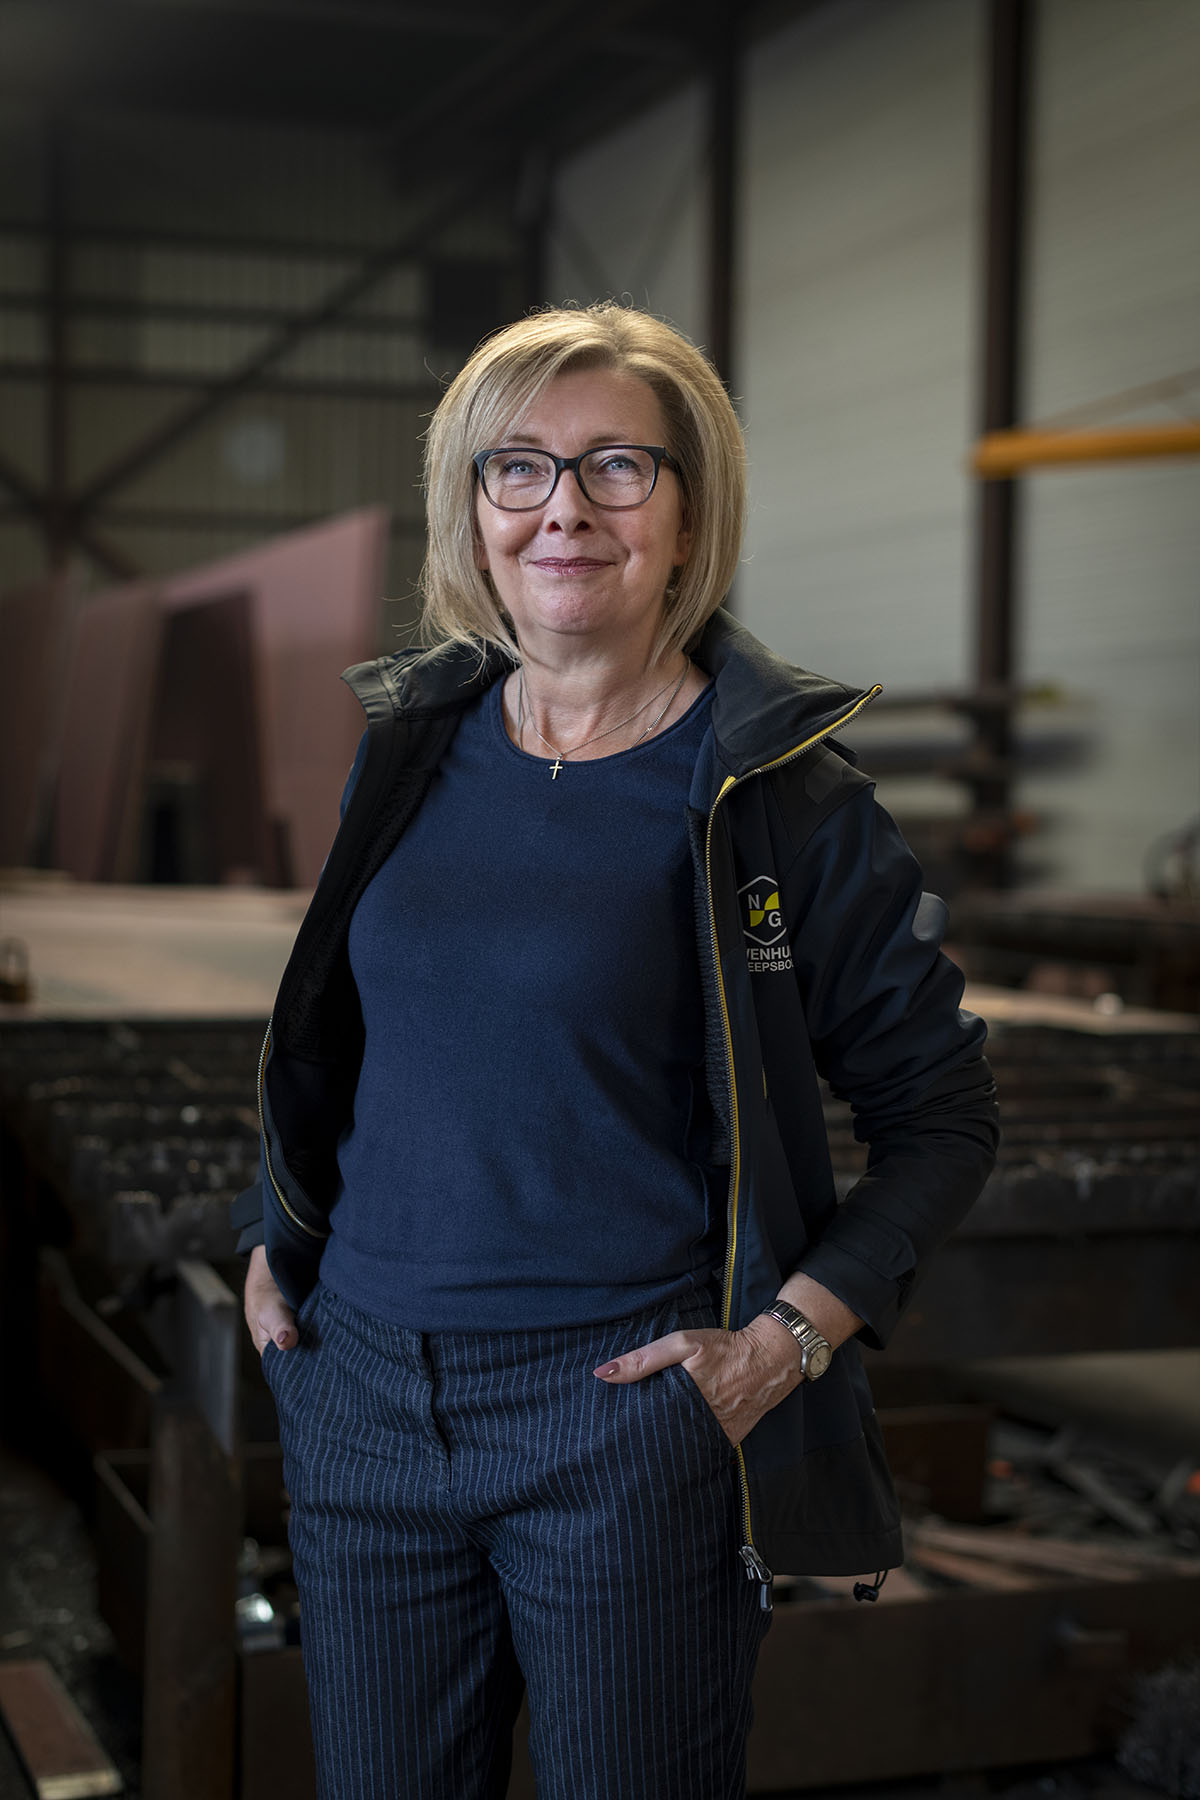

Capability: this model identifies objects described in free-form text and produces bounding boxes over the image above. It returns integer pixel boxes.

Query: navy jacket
[233,609,999,1587]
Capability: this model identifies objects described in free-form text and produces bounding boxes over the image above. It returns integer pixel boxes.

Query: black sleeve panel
[781,787,1000,1347]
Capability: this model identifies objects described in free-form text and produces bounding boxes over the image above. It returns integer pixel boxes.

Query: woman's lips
[530,557,609,574]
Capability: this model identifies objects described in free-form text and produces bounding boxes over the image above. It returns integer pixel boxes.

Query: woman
[235,303,998,1800]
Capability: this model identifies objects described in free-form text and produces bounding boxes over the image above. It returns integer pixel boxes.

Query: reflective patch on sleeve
[912,890,949,945]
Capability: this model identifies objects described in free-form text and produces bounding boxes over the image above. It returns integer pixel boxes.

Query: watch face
[806,1341,833,1379]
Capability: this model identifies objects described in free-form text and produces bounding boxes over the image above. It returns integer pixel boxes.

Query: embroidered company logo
[738,875,794,975]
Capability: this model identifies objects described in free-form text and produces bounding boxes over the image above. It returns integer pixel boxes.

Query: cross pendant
[549,758,564,779]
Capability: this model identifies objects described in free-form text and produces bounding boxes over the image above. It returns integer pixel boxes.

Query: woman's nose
[542,467,594,530]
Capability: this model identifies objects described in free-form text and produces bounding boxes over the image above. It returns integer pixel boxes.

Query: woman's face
[474,368,690,661]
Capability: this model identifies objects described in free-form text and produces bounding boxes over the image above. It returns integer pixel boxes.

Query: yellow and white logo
[739,875,793,974]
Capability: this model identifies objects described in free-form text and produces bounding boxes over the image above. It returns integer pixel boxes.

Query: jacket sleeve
[228,737,367,1261]
[783,786,999,1349]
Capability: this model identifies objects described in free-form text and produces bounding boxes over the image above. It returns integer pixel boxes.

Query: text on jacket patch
[738,874,794,975]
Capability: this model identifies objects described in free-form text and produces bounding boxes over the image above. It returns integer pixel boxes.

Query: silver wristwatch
[761,1301,833,1381]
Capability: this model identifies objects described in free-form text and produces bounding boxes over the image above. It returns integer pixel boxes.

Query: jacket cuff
[231,1181,265,1258]
[793,1241,903,1352]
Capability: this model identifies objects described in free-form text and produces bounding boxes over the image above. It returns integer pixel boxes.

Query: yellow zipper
[704,684,882,1604]
[257,1022,329,1241]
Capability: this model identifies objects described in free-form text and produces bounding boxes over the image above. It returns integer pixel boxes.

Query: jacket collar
[341,637,509,726]
[341,609,878,778]
[692,611,878,778]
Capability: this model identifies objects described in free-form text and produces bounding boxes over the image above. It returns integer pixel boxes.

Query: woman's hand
[244,1244,298,1358]
[594,1317,804,1446]
[594,1275,865,1446]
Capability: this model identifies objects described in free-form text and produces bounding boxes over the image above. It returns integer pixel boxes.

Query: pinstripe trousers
[263,1281,769,1800]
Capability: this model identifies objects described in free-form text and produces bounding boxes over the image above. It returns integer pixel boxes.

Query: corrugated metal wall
[0,107,523,646]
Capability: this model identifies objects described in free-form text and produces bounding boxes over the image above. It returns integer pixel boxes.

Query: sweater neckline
[487,675,713,773]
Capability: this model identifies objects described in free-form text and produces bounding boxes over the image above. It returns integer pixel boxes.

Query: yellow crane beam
[972,421,1200,476]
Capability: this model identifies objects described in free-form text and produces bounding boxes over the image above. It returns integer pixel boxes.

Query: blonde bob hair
[420,303,747,662]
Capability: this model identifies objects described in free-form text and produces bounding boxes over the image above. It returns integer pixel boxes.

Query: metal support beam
[1,362,444,407]
[381,0,657,165]
[515,148,552,315]
[0,292,424,333]
[68,525,142,580]
[68,171,487,518]
[0,446,45,518]
[119,0,682,61]
[0,444,140,578]
[0,216,440,261]
[706,0,740,393]
[45,122,70,571]
[974,420,1200,474]
[971,0,1031,888]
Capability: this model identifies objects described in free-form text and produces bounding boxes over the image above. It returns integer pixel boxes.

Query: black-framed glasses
[472,444,678,512]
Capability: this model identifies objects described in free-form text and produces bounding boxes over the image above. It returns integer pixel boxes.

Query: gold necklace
[517,659,690,778]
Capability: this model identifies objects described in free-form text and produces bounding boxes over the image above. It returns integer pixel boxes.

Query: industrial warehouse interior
[0,0,1198,1796]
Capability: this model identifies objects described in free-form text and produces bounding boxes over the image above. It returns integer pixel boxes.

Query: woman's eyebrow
[500,432,633,448]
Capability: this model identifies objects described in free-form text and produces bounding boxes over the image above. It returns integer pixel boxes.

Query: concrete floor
[0,878,307,1018]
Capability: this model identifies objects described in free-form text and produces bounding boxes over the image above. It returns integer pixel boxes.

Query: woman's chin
[510,593,666,653]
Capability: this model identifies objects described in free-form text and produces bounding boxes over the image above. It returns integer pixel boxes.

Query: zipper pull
[739,1543,774,1614]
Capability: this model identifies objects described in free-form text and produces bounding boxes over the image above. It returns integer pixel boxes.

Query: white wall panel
[548,84,706,346]
[1020,0,1200,889]
[739,0,982,692]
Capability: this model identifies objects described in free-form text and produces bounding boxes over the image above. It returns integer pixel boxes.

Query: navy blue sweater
[320,681,724,1329]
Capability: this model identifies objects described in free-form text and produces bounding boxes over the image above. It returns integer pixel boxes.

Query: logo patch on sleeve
[738,875,794,974]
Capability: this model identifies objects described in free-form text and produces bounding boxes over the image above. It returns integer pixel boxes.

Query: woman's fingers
[593,1327,722,1382]
[257,1313,300,1357]
[243,1244,298,1357]
[595,1328,748,1442]
[594,1323,803,1447]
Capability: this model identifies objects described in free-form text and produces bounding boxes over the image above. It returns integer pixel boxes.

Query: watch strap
[761,1301,833,1379]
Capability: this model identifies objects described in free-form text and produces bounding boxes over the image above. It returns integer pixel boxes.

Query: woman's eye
[498,456,539,477]
[594,452,637,474]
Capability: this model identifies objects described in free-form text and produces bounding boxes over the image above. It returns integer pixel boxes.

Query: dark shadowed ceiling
[0,0,805,152]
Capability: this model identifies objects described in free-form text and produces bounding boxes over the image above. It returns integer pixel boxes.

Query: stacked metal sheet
[827,1021,1200,1360]
[0,1020,263,1265]
[2,1014,1196,1344]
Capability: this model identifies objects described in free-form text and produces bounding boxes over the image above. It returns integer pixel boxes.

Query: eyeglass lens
[481,447,659,510]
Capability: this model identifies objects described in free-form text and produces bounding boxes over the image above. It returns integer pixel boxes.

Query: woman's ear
[674,518,692,566]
